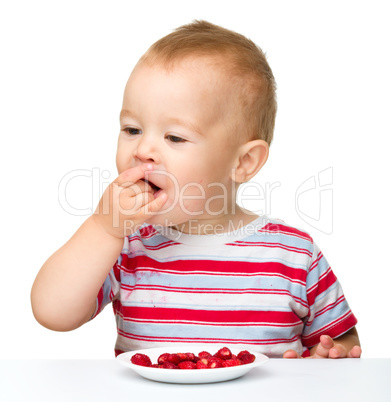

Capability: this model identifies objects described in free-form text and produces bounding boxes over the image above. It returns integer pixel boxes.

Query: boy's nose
[134,135,159,164]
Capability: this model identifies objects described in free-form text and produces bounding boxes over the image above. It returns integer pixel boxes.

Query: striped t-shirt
[94,216,357,357]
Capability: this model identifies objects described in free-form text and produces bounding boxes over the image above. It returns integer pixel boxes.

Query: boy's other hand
[92,164,167,239]
[283,334,362,359]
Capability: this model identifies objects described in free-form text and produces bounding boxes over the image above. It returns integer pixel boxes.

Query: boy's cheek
[115,145,134,174]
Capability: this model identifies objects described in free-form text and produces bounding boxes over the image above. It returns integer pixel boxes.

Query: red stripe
[113,262,121,281]
[116,313,302,328]
[128,237,179,250]
[121,255,307,283]
[302,349,311,357]
[260,223,313,242]
[122,268,306,286]
[139,225,157,238]
[307,267,337,306]
[114,305,302,325]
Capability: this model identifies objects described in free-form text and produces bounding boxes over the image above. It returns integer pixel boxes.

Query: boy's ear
[231,139,269,183]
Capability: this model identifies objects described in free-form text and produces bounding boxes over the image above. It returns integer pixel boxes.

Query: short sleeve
[91,262,121,319]
[302,242,358,348]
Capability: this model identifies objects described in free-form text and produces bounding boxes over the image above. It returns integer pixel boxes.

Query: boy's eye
[124,127,142,135]
[167,135,186,143]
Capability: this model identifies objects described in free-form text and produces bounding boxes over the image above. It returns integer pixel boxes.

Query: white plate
[117,345,269,384]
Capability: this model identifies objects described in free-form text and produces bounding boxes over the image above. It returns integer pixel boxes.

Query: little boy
[31,20,361,359]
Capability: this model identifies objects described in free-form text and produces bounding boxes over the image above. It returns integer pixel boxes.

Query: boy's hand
[92,164,167,239]
[283,334,362,359]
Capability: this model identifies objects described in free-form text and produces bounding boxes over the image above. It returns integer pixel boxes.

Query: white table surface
[1,359,390,402]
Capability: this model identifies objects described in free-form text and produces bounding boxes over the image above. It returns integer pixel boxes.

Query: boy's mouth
[141,178,161,195]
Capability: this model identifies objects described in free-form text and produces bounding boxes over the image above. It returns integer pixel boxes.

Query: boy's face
[117,57,242,227]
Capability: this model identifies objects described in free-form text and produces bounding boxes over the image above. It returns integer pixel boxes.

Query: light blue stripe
[101,275,113,306]
[242,232,313,251]
[303,299,352,335]
[119,273,307,301]
[306,254,332,289]
[118,320,303,341]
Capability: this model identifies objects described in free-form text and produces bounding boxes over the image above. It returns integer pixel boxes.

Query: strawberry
[162,361,177,369]
[222,358,242,368]
[208,358,223,369]
[132,346,253,370]
[214,347,232,360]
[196,359,209,369]
[131,353,152,367]
[178,352,196,362]
[177,353,188,362]
[238,351,256,365]
[178,361,197,370]
[198,351,212,359]
[185,353,196,362]
[157,353,170,365]
[167,353,181,365]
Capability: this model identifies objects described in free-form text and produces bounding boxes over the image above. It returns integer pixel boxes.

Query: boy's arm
[31,217,123,331]
[31,164,167,331]
[283,327,362,359]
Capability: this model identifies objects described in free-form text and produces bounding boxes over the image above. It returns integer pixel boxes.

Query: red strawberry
[198,351,212,359]
[196,359,209,369]
[162,361,177,369]
[157,353,170,365]
[208,358,223,369]
[222,358,242,368]
[167,354,181,365]
[177,352,196,362]
[238,351,256,365]
[185,353,196,362]
[178,361,197,370]
[214,347,232,360]
[177,353,188,362]
[131,353,152,367]
[237,350,250,359]
[132,347,249,370]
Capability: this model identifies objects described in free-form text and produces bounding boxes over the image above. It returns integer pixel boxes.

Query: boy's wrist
[88,214,130,242]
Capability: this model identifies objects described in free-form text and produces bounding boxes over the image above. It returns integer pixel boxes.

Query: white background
[1,0,390,359]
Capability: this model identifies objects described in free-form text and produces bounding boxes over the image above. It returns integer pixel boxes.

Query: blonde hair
[139,20,277,145]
